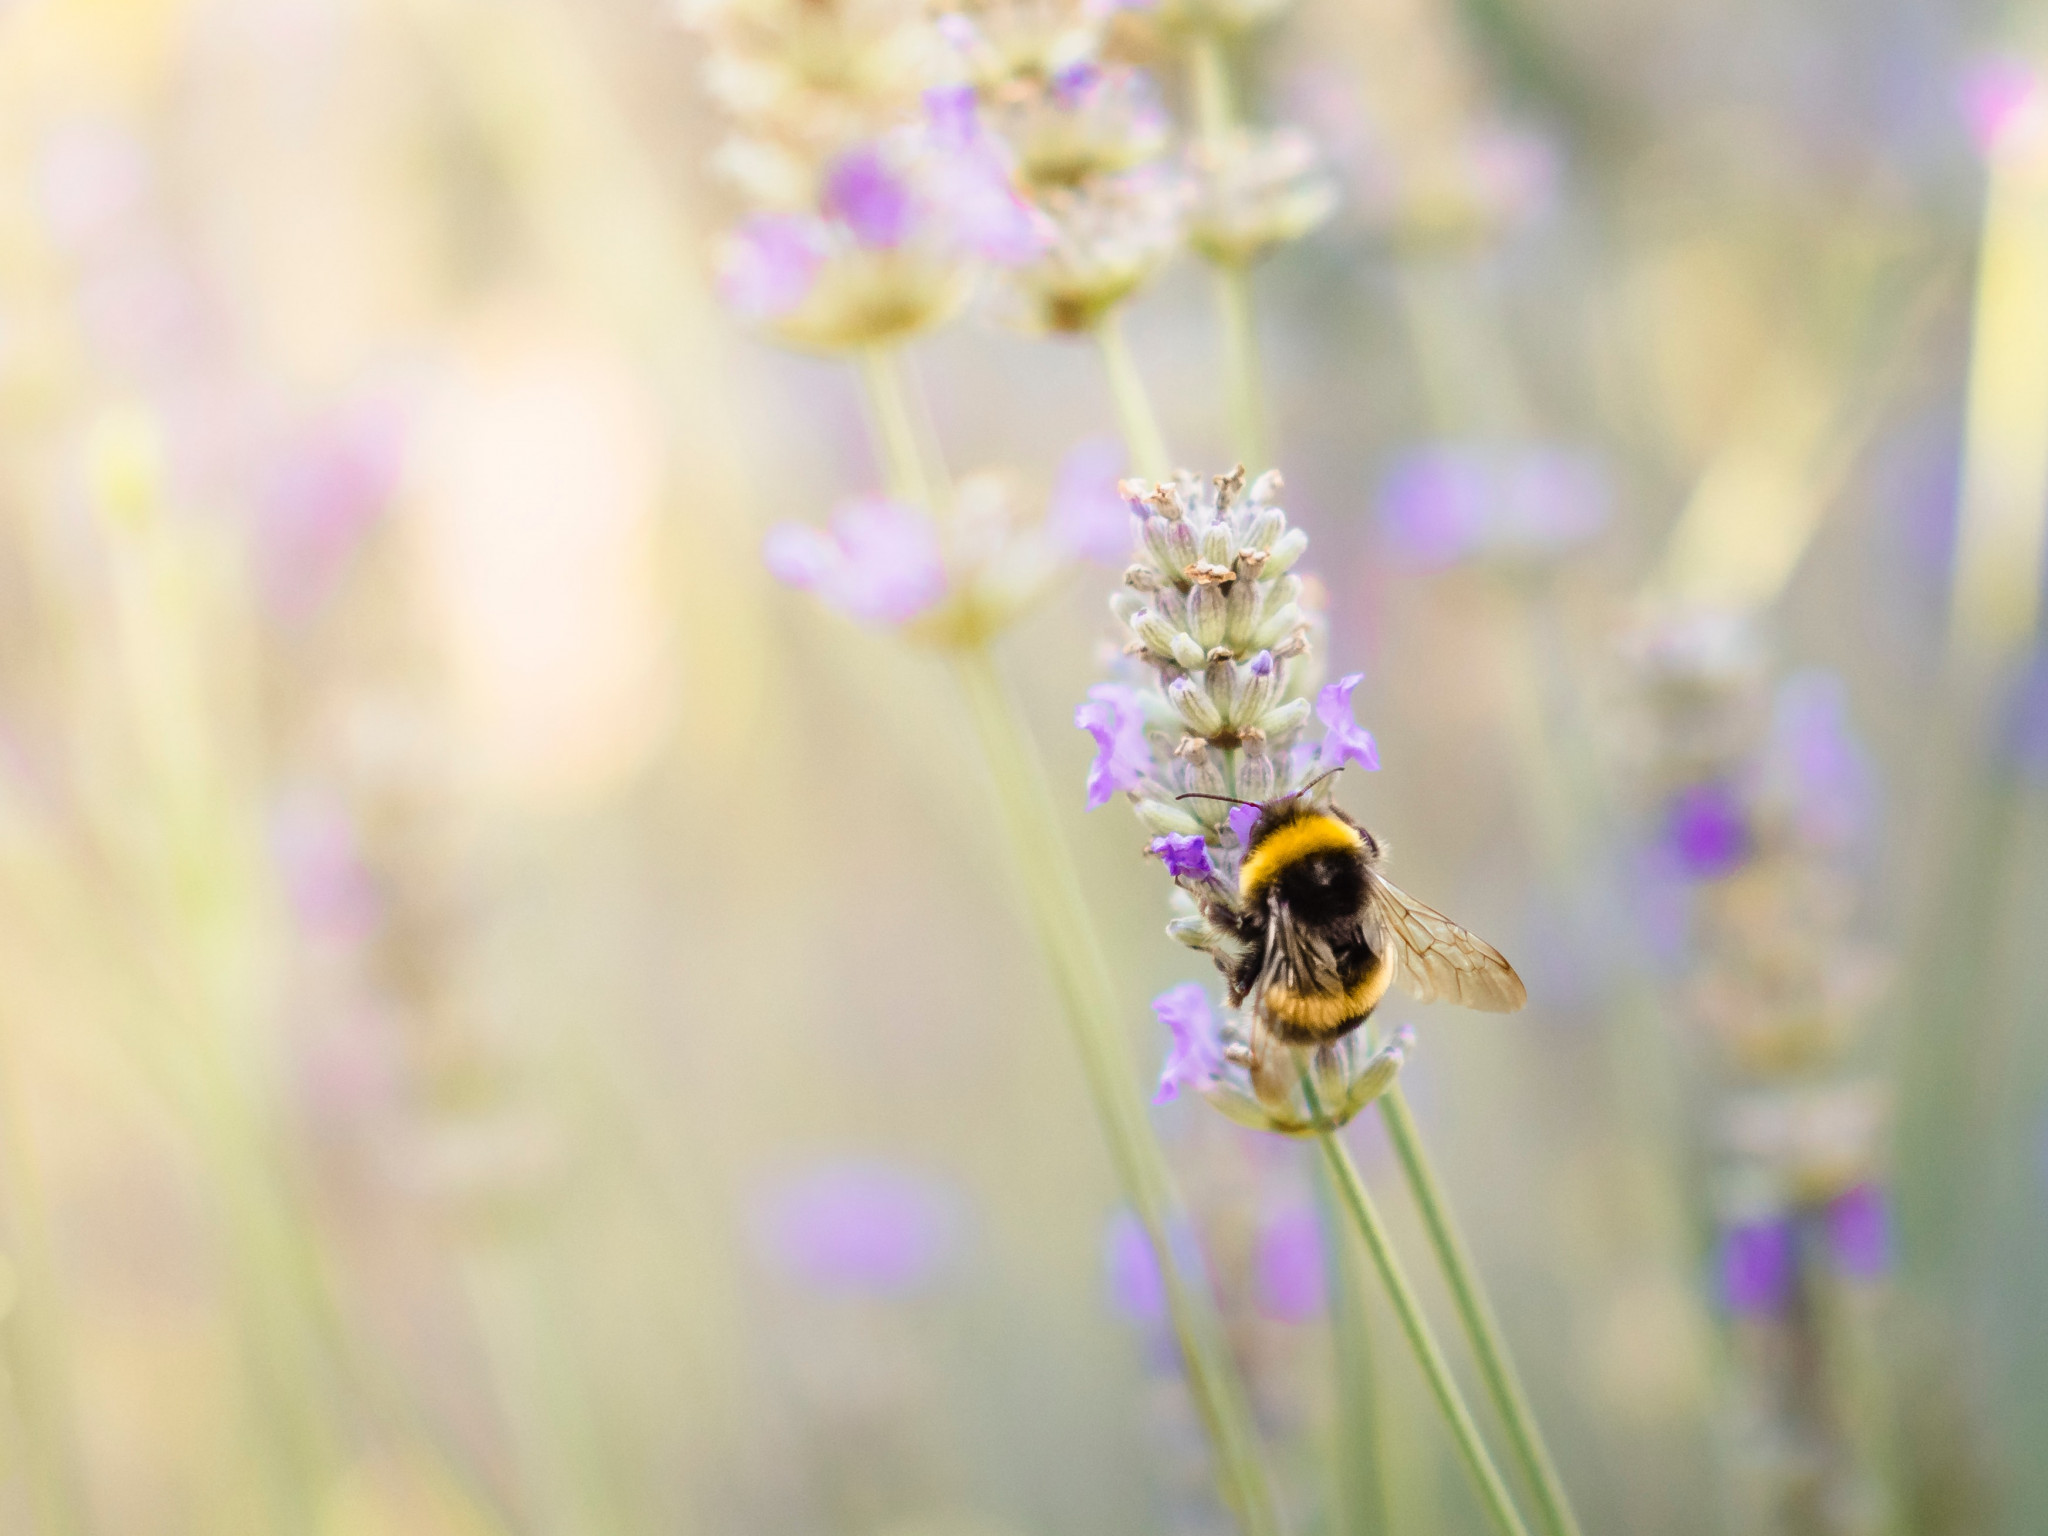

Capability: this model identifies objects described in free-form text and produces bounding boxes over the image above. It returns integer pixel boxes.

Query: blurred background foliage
[0,0,2044,1533]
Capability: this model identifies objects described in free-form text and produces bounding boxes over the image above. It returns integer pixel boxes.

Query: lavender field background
[0,0,2045,1533]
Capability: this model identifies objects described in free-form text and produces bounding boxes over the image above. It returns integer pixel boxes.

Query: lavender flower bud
[1165,519,1199,575]
[1248,469,1284,503]
[1142,516,1177,574]
[1263,573,1303,617]
[1235,649,1277,723]
[1124,563,1163,592]
[1224,570,1260,648]
[1132,609,1179,656]
[1252,602,1304,651]
[1189,581,1228,649]
[1238,734,1277,799]
[1167,914,1222,950]
[1243,505,1284,552]
[1199,520,1234,567]
[1111,590,1146,625]
[1169,675,1227,735]
[1205,654,1240,721]
[1264,527,1309,578]
[1154,584,1188,628]
[1170,632,1208,671]
[1133,796,1208,837]
[1257,696,1310,738]
[1177,735,1227,796]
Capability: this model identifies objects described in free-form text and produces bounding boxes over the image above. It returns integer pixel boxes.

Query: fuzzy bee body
[1208,796,1525,1059]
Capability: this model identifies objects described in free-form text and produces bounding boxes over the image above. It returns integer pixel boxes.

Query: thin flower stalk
[1306,1078,1534,1536]
[1377,1079,1585,1536]
[855,356,1285,1536]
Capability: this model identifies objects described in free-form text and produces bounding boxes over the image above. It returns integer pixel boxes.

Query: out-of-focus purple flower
[1254,1204,1325,1322]
[1720,1217,1794,1317]
[1149,833,1214,880]
[763,496,947,626]
[1152,982,1223,1103]
[1962,55,2047,155]
[716,214,830,319]
[823,147,914,248]
[1045,436,1131,564]
[1662,781,1750,879]
[1104,1209,1166,1321]
[1315,675,1380,773]
[271,788,381,944]
[1378,443,1608,569]
[919,95,1047,265]
[1765,671,1877,849]
[1228,802,1262,848]
[257,403,404,621]
[751,1160,963,1295]
[1824,1183,1892,1282]
[1076,683,1150,808]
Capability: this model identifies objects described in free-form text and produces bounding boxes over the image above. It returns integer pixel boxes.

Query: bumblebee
[1194,784,1525,1075]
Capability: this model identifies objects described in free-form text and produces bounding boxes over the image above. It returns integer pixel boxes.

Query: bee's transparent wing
[1365,875,1527,1013]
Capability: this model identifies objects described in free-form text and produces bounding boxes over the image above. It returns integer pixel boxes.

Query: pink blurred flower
[763,496,948,626]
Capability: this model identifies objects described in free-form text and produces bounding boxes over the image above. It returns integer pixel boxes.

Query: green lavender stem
[859,353,1284,1536]
[1187,31,1269,472]
[1097,313,1173,479]
[1305,1079,1533,1536]
[1379,1084,1585,1536]
[1316,1163,1388,1536]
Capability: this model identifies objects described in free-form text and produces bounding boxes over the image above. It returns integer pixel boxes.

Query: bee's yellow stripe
[1239,812,1363,901]
[1265,963,1392,1036]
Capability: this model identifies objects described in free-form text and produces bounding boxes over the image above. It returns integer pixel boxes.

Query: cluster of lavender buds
[1622,613,1891,1535]
[934,0,1186,332]
[1077,466,1404,1128]
[683,0,1045,351]
[765,445,1129,637]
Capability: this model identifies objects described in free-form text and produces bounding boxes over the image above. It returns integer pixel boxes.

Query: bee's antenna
[1290,767,1345,802]
[1176,792,1261,808]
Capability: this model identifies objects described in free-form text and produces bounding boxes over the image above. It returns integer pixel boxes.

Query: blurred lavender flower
[1661,781,1751,880]
[1824,1182,1892,1282]
[1077,683,1154,807]
[1104,1210,1168,1322]
[270,787,381,945]
[1253,1204,1325,1322]
[763,495,948,626]
[752,1160,964,1296]
[1960,55,2047,155]
[1760,670,1878,851]
[1044,436,1134,563]
[256,403,404,621]
[1377,443,1609,569]
[717,214,831,320]
[1720,1217,1794,1318]
[1185,128,1337,268]
[1153,981,1225,1102]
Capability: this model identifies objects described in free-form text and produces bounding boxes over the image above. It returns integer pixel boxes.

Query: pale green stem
[1186,33,1269,473]
[860,346,932,506]
[1379,1084,1585,1536]
[1096,313,1173,478]
[858,353,1284,1536]
[1216,266,1269,473]
[1315,1163,1387,1536]
[1304,1079,1533,1536]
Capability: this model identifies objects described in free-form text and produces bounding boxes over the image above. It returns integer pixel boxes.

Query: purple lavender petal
[1824,1183,1892,1281]
[1227,803,1262,848]
[256,403,403,621]
[1075,683,1151,809]
[270,788,381,944]
[762,497,947,627]
[1045,437,1132,564]
[751,1160,963,1295]
[1254,1205,1326,1322]
[1768,671,1877,848]
[716,214,830,319]
[1149,833,1214,881]
[916,94,1046,265]
[1662,781,1750,879]
[1378,447,1488,567]
[1103,1210,1166,1322]
[1962,55,2046,154]
[1315,674,1381,772]
[1050,61,1102,107]
[823,147,914,248]
[923,84,979,145]
[1720,1217,1794,1317]
[1152,982,1224,1102]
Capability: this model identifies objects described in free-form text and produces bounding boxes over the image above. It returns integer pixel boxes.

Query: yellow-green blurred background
[2,0,2047,1533]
